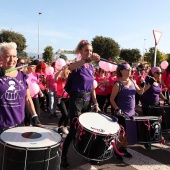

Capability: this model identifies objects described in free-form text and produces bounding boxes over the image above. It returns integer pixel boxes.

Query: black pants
[57,98,69,127]
[96,94,107,111]
[62,96,91,157]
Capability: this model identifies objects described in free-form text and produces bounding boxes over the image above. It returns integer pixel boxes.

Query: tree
[91,36,120,61]
[43,46,53,62]
[59,54,67,61]
[119,48,141,63]
[0,30,27,55]
[144,47,166,66]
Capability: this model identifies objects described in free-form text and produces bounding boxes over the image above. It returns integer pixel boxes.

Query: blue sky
[1,1,170,60]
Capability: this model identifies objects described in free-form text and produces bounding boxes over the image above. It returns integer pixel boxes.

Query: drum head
[0,127,61,148]
[134,116,159,121]
[79,112,120,135]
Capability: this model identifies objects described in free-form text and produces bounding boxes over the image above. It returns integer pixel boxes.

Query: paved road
[40,110,170,170]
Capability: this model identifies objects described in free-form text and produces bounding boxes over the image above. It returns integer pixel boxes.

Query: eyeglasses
[155,72,162,75]
[20,62,25,65]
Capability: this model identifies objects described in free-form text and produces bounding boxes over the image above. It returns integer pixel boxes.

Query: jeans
[49,90,57,115]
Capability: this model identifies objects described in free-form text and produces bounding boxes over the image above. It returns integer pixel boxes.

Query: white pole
[153,45,157,66]
[38,12,42,59]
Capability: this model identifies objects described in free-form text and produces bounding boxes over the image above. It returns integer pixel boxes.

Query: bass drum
[73,112,120,161]
[0,126,62,170]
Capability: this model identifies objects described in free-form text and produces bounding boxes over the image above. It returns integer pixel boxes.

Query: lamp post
[143,39,146,62]
[38,12,42,59]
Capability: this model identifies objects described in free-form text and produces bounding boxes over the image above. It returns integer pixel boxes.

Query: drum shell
[73,126,116,161]
[0,127,61,170]
[148,105,170,132]
[126,116,162,144]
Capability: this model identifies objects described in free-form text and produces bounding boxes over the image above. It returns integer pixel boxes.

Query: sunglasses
[155,72,162,75]
[20,62,25,65]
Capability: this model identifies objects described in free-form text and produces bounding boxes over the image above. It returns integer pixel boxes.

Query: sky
[1,0,170,60]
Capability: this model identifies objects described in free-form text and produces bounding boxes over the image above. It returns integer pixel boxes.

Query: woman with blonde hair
[54,66,70,134]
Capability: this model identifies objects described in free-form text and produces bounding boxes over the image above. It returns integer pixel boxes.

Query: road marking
[124,148,170,170]
[75,163,97,170]
[152,143,170,152]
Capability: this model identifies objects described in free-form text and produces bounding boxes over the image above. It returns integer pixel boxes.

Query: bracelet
[32,114,38,118]
[93,103,98,106]
[84,58,91,63]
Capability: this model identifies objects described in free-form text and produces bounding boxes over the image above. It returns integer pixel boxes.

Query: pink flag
[153,30,162,45]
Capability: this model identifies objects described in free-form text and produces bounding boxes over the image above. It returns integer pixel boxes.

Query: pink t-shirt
[46,73,57,92]
[162,70,170,91]
[106,76,118,94]
[57,77,69,98]
[36,72,46,90]
[95,76,107,96]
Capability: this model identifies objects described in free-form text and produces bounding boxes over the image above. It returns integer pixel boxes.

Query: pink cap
[151,67,161,74]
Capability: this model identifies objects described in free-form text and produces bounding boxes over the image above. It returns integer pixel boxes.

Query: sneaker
[90,160,100,165]
[61,156,69,169]
[114,152,123,161]
[53,127,63,134]
[120,148,132,158]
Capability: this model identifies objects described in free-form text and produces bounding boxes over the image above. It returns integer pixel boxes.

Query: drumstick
[100,58,118,65]
[5,59,40,73]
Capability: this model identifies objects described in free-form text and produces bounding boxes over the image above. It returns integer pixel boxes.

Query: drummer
[141,66,169,116]
[0,42,42,133]
[110,62,144,160]
[61,40,100,168]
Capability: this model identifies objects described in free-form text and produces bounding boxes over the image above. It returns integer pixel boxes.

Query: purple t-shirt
[0,71,28,129]
[142,78,162,107]
[70,64,94,93]
[116,80,136,116]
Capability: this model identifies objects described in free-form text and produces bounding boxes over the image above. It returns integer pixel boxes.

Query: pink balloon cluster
[99,61,117,72]
[160,61,169,70]
[55,58,66,70]
[45,66,54,75]
[28,82,40,97]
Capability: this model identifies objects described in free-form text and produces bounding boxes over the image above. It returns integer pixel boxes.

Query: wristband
[32,114,38,118]
[84,58,91,63]
[93,103,98,106]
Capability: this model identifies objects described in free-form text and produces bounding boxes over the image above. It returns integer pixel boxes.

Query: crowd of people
[0,41,169,169]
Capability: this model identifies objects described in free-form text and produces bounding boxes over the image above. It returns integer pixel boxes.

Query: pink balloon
[45,66,54,75]
[99,61,106,70]
[161,61,169,70]
[93,80,98,89]
[110,64,117,72]
[55,58,66,70]
[104,63,113,72]
[28,82,40,97]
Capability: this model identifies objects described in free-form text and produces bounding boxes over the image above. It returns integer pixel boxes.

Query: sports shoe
[53,127,62,134]
[90,160,100,165]
[61,156,69,169]
[114,152,123,161]
[119,148,132,158]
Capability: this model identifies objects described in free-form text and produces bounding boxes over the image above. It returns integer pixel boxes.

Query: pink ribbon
[78,125,84,140]
[144,119,150,131]
[72,117,78,129]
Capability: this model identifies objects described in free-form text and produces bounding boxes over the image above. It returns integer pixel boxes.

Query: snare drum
[0,127,61,170]
[73,112,120,161]
[126,116,162,144]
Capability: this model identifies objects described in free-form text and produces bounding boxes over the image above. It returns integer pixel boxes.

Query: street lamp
[38,12,42,59]
[143,39,146,62]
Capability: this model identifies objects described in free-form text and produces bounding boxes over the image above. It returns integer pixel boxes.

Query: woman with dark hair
[110,62,144,160]
[61,40,100,168]
[142,66,168,116]
[95,68,107,111]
